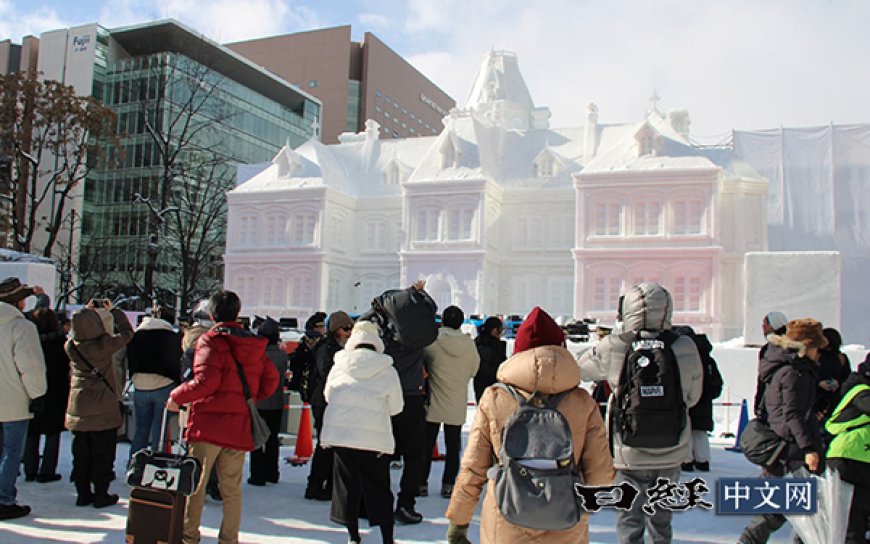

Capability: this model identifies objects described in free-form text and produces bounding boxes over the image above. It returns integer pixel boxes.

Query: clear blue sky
[4,0,869,140]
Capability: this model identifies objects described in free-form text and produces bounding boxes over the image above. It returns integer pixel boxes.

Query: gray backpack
[487,384,582,531]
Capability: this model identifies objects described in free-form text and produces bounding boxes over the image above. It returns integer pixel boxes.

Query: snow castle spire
[465,50,550,130]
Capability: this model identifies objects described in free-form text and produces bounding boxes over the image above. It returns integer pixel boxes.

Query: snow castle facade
[225,51,767,340]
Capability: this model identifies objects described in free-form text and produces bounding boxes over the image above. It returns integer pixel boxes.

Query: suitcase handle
[158,405,187,453]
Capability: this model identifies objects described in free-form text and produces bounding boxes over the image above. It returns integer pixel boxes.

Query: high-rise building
[227,26,455,144]
[5,20,321,308]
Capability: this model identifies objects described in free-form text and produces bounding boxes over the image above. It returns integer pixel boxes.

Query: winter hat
[513,307,565,354]
[305,312,327,335]
[257,317,281,344]
[765,311,788,333]
[327,310,354,334]
[0,277,34,304]
[785,318,829,350]
[344,320,385,354]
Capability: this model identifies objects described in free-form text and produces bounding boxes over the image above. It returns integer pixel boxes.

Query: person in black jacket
[814,327,852,422]
[23,308,70,482]
[675,326,723,472]
[472,317,506,403]
[126,306,182,458]
[304,310,353,501]
[739,318,827,544]
[288,312,326,401]
[248,318,288,486]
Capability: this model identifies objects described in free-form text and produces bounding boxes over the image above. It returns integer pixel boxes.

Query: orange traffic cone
[286,402,314,466]
[432,441,445,461]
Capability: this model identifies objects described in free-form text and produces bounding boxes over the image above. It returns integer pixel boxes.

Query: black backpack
[489,384,582,531]
[288,337,321,402]
[612,330,686,448]
[370,288,438,350]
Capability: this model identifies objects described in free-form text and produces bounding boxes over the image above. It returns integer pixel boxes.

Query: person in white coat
[322,320,404,544]
[421,305,479,499]
[0,278,47,520]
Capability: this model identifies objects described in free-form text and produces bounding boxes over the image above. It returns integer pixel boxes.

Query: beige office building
[227,26,455,144]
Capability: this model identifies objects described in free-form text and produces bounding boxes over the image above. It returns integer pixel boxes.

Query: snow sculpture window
[536,157,554,177]
[264,214,286,247]
[633,202,661,235]
[288,274,314,308]
[415,209,440,241]
[383,161,407,185]
[514,276,542,314]
[672,275,703,312]
[591,276,623,312]
[236,274,257,306]
[673,199,704,235]
[447,208,475,240]
[593,202,622,236]
[290,211,317,245]
[517,217,542,248]
[238,215,258,248]
[261,275,286,308]
[364,220,388,251]
[327,274,343,310]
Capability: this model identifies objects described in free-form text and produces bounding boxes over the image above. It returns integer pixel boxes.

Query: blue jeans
[131,384,173,457]
[0,420,29,505]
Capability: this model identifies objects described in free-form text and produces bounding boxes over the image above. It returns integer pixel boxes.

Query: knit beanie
[327,311,354,334]
[257,317,281,344]
[513,307,565,354]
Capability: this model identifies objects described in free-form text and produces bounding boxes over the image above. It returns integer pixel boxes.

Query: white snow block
[0,262,57,312]
[743,251,840,346]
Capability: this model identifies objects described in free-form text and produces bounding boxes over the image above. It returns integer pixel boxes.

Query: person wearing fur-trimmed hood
[321,320,403,544]
[446,307,614,544]
[738,318,827,544]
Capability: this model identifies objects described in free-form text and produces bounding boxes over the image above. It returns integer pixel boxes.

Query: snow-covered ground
[1,412,801,544]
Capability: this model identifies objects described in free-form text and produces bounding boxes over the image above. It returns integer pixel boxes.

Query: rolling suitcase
[126,408,197,544]
[126,487,185,544]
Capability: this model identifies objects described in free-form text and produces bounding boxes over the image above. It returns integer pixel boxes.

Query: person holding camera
[66,298,134,508]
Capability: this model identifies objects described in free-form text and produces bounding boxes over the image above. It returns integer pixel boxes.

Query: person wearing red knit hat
[445,307,613,544]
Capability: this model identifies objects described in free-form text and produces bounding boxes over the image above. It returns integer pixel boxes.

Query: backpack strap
[494,382,525,405]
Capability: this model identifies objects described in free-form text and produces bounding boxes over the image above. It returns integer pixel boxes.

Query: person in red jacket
[168,290,279,544]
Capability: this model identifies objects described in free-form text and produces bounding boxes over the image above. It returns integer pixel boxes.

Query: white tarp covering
[734,124,870,344]
[743,252,840,346]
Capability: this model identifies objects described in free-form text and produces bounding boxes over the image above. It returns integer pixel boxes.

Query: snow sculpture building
[225,50,767,340]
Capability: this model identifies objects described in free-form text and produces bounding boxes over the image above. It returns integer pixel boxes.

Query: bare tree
[0,72,119,256]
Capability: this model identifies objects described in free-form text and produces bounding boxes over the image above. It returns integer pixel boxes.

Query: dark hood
[70,308,107,341]
[759,338,817,382]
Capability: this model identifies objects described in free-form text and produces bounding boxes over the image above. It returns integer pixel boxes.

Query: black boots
[92,482,119,508]
[75,481,93,507]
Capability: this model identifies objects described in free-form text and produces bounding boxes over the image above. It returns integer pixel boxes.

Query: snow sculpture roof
[232,49,763,200]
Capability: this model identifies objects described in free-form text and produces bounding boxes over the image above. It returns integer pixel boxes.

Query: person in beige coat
[422,306,480,499]
[65,301,134,508]
[445,307,614,544]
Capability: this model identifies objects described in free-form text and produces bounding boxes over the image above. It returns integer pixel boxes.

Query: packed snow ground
[1,411,800,544]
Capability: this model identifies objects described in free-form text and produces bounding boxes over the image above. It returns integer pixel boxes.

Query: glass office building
[55,20,322,305]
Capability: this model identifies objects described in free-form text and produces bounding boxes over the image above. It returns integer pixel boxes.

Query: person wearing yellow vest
[825,358,870,544]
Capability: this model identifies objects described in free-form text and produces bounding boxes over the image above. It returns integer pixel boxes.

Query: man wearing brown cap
[305,310,353,500]
[739,317,828,544]
[0,278,48,520]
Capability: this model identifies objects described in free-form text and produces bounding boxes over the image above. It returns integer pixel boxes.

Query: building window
[415,209,440,241]
[393,101,399,108]
[593,202,622,236]
[364,220,388,251]
[410,113,416,120]
[516,217,541,248]
[384,95,391,103]
[375,89,382,97]
[264,213,286,246]
[375,105,381,113]
[290,212,317,245]
[402,107,407,115]
[672,276,703,312]
[308,80,319,88]
[633,202,661,235]
[536,157,555,177]
[673,199,704,235]
[592,276,622,311]
[447,208,474,240]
